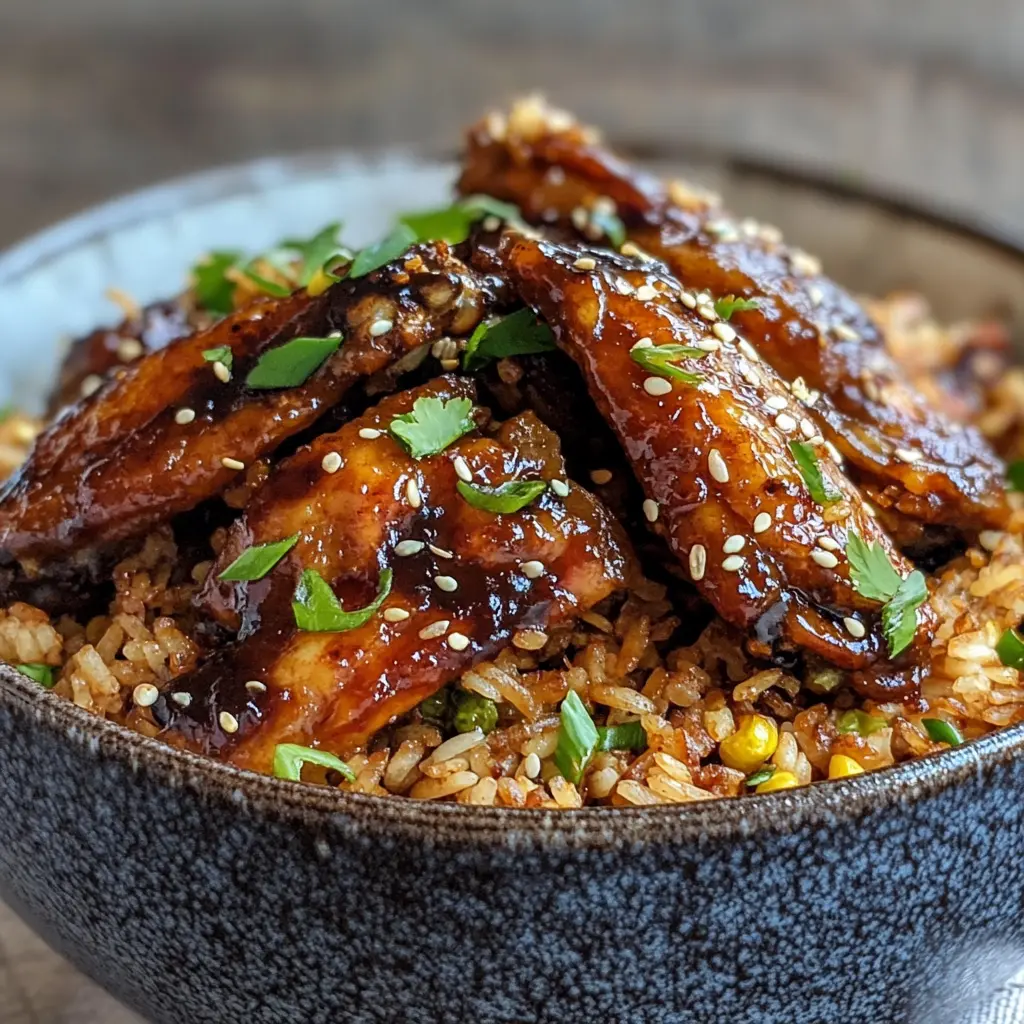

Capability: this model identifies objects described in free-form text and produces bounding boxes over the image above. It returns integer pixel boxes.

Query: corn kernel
[755,770,799,794]
[719,713,779,774]
[828,754,864,780]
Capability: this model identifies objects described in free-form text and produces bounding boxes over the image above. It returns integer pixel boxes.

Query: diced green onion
[292,568,392,633]
[996,627,1024,669]
[835,709,888,737]
[554,690,599,785]
[922,718,964,747]
[595,720,647,752]
[456,479,546,514]
[202,345,233,369]
[348,224,418,279]
[745,765,776,788]
[217,533,300,582]
[16,663,55,688]
[272,743,356,783]
[245,335,342,390]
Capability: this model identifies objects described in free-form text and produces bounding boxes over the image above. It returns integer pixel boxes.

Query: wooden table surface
[2,2,1024,1019]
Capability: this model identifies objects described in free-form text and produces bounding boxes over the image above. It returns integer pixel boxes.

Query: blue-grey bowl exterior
[2,150,1024,1024]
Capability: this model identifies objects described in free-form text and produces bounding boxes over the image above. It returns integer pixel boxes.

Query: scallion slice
[554,690,599,785]
[921,718,964,747]
[272,743,356,783]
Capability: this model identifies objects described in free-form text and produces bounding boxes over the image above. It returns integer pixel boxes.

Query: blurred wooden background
[3,0,1024,250]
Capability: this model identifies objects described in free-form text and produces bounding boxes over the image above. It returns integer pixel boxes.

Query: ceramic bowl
[1,150,1023,1024]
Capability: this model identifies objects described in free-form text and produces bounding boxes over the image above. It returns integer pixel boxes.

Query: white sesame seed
[328,329,343,339]
[321,451,343,473]
[808,285,825,307]
[644,376,673,397]
[452,455,473,482]
[843,617,867,639]
[523,752,542,779]
[766,395,788,411]
[170,691,192,707]
[571,207,589,230]
[895,447,923,464]
[221,457,245,471]
[799,418,817,439]
[697,304,718,321]
[590,469,613,485]
[383,607,411,623]
[753,512,772,534]
[521,560,545,579]
[80,374,103,397]
[419,620,450,640]
[245,680,267,694]
[708,449,729,483]
[636,499,658,524]
[775,413,797,433]
[573,256,597,271]
[694,338,721,352]
[440,358,459,371]
[447,632,471,652]
[406,478,422,508]
[512,629,549,651]
[738,339,760,362]
[740,363,761,387]
[133,683,159,708]
[807,434,825,445]
[482,215,501,232]
[722,555,745,573]
[833,323,860,342]
[689,544,707,581]
[817,536,841,552]
[680,291,697,309]
[723,535,746,554]
[811,549,839,569]
[117,338,144,362]
[550,479,570,497]
[791,249,822,277]
[359,427,382,440]
[760,224,784,244]
[635,284,657,302]
[395,540,425,557]
[825,441,844,464]
[712,322,736,343]
[791,376,810,401]
[429,544,454,559]
[631,337,655,351]
[805,389,821,407]
[369,318,393,337]
[614,278,634,296]
[175,407,196,425]
[213,360,231,383]
[219,711,239,735]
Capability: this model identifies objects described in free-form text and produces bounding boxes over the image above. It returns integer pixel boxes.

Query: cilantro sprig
[389,396,476,459]
[629,343,707,383]
[202,346,233,370]
[462,309,556,371]
[714,295,760,320]
[292,568,393,633]
[400,194,522,246]
[348,224,418,279]
[790,440,840,505]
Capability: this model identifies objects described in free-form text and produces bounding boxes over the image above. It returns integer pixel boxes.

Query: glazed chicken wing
[159,376,632,768]
[459,99,1009,545]
[484,231,932,689]
[0,243,493,580]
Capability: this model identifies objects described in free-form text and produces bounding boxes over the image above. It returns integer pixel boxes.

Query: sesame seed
[571,207,589,230]
[434,575,458,593]
[680,291,697,309]
[213,360,231,383]
[245,680,267,694]
[406,478,422,508]
[221,457,245,471]
[843,617,866,639]
[895,447,923,464]
[359,427,382,440]
[549,479,570,498]
[321,451,343,473]
[738,339,760,362]
[219,711,239,735]
[133,683,159,708]
[573,256,596,271]
[741,363,761,387]
[447,632,471,652]
[440,358,459,371]
[708,449,729,483]
[825,441,844,464]
[791,376,810,401]
[482,215,501,232]
[808,285,825,307]
[644,376,673,396]
[80,374,103,397]
[689,544,707,581]
[642,499,660,523]
[383,607,411,623]
[811,549,839,569]
[395,540,425,557]
[807,434,825,445]
[760,224,784,244]
[799,418,817,439]
[694,338,721,352]
[722,555,745,573]
[775,413,797,433]
[723,535,746,554]
[369,318,393,337]
[635,284,657,302]
[590,469,613,485]
[429,545,454,560]
[697,304,718,321]
[170,691,192,707]
[117,338,144,362]
[712,322,736,343]
[805,389,821,407]
[452,455,473,483]
[833,323,860,342]
[175,407,196,425]
[817,536,841,552]
[328,329,343,338]
[419,620,450,640]
[766,395,788,411]
[753,512,772,534]
[512,630,549,653]
[791,249,822,277]
[521,560,545,579]
[631,337,655,351]
[523,752,542,778]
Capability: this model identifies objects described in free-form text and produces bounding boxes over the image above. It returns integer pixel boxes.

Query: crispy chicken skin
[459,99,1009,542]
[0,243,493,576]
[484,231,932,688]
[159,377,633,767]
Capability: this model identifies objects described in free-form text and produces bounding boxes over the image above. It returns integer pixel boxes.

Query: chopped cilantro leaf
[462,309,557,371]
[202,346,233,370]
[192,251,243,315]
[389,396,476,459]
[348,224,418,279]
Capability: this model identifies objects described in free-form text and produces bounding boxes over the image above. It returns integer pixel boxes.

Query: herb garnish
[589,207,626,248]
[461,309,557,371]
[273,743,357,783]
[245,335,342,390]
[835,709,888,737]
[713,295,760,320]
[921,718,964,747]
[16,663,55,688]
[554,689,599,785]
[217,533,300,582]
[292,568,393,633]
[745,765,776,788]
[1007,461,1024,492]
[846,532,928,657]
[629,343,707,383]
[596,720,647,753]
[389,396,475,459]
[996,626,1024,669]
[202,346,233,370]
[193,251,243,315]
[348,224,418,279]
[456,479,546,514]
[790,440,840,505]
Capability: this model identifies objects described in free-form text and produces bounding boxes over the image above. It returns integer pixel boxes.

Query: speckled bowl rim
[2,145,1023,848]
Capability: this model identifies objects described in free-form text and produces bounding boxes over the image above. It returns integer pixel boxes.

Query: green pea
[452,692,499,735]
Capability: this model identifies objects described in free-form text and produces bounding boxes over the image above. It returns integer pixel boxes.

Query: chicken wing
[458,98,1009,544]
[0,243,494,579]
[157,376,632,768]
[483,230,932,690]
